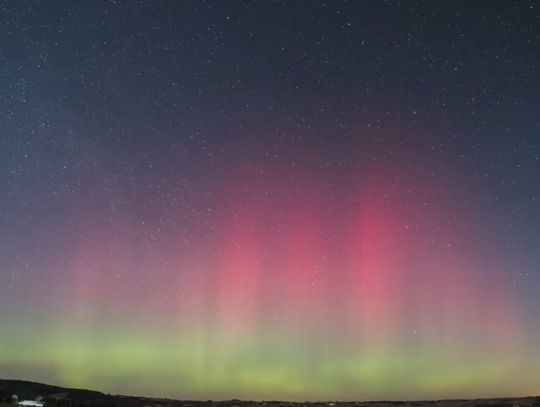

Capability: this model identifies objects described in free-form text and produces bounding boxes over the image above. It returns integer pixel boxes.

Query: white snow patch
[18,401,44,407]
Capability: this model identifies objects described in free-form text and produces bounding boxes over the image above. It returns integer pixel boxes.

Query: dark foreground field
[1,379,538,407]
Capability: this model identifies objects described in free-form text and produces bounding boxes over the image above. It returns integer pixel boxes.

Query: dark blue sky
[1,0,539,400]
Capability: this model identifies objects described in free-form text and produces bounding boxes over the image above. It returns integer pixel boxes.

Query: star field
[1,0,540,402]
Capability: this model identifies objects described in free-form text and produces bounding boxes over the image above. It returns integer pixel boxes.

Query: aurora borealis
[1,0,540,402]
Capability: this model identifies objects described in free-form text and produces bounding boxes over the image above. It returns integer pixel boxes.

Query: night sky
[1,0,540,402]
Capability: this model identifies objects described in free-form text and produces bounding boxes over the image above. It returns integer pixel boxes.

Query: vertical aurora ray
[3,0,540,402]
[4,162,536,401]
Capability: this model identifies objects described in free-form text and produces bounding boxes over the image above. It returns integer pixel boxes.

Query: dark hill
[0,379,111,401]
[0,378,538,407]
